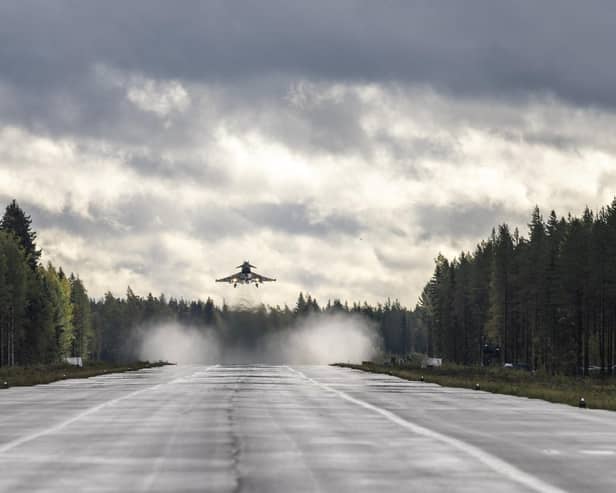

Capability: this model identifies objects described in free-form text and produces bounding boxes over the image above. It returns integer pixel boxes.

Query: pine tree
[0,200,41,270]
[486,225,513,363]
[70,275,93,359]
[526,207,547,370]
[544,211,565,373]
[23,267,56,364]
[42,264,74,360]
[0,232,29,366]
[295,292,307,315]
[560,217,589,374]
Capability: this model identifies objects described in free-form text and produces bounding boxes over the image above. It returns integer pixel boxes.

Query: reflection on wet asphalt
[0,364,615,492]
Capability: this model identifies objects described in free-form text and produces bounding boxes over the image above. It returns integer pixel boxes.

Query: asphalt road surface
[1,365,615,492]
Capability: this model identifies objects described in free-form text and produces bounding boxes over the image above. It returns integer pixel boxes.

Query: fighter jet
[216,261,276,288]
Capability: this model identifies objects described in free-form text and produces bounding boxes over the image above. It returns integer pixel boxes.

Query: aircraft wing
[253,273,276,282]
[216,274,239,283]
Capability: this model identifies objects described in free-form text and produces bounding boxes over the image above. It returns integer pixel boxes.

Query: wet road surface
[0,365,615,492]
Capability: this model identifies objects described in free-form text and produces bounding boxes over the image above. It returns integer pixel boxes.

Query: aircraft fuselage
[216,261,276,288]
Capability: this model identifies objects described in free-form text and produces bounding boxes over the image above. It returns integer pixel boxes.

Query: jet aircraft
[216,261,276,288]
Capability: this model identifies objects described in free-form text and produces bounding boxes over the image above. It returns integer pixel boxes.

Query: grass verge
[0,361,172,388]
[334,362,616,411]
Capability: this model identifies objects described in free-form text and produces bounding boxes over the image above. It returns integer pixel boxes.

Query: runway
[0,365,615,492]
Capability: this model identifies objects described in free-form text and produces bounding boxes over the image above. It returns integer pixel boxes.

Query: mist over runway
[135,313,380,365]
[1,366,615,492]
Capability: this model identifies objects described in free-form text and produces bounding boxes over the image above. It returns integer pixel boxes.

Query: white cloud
[126,79,190,117]
[2,74,616,307]
[95,63,191,121]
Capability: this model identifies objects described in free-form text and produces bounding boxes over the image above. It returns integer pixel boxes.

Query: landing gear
[233,283,237,288]
[255,283,259,288]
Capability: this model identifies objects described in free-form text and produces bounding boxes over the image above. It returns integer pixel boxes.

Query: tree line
[416,199,616,375]
[0,200,92,366]
[7,196,616,374]
[91,289,421,362]
[0,200,422,366]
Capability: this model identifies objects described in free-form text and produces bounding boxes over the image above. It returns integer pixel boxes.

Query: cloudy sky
[1,1,615,307]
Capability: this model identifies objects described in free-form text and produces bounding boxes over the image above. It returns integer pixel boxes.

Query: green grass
[0,360,172,388]
[335,362,616,411]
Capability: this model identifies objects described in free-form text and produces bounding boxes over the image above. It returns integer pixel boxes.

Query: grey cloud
[3,1,616,168]
[288,269,329,291]
[280,91,370,157]
[374,248,423,271]
[1,199,116,238]
[102,195,189,234]
[488,127,586,154]
[2,193,190,242]
[238,202,361,238]
[126,152,229,185]
[10,194,361,248]
[415,203,528,241]
[389,227,407,238]
[522,132,583,153]
[190,202,362,242]
[190,207,250,240]
[2,1,616,109]
[114,260,148,276]
[0,76,167,146]
[374,131,462,170]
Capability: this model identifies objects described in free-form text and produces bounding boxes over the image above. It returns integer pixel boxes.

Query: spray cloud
[137,323,221,364]
[136,312,381,364]
[268,313,380,364]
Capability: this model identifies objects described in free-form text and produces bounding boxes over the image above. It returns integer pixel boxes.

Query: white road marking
[580,450,615,456]
[287,366,567,493]
[0,365,217,455]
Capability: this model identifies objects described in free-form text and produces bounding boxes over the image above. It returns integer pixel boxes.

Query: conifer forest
[3,198,616,375]
[0,200,415,366]
[416,202,616,375]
